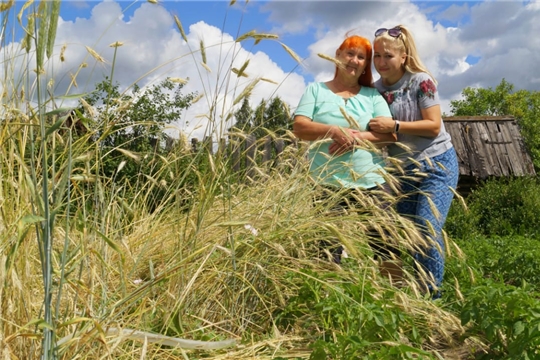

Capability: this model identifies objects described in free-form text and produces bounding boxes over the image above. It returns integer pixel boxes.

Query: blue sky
[3,0,540,139]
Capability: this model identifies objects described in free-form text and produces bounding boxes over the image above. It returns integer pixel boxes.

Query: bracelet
[393,120,400,134]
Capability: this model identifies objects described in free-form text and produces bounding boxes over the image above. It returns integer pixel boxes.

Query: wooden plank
[472,122,498,178]
[230,136,242,172]
[504,120,535,175]
[477,121,509,176]
[460,123,483,178]
[262,136,272,163]
[444,122,471,176]
[498,121,524,175]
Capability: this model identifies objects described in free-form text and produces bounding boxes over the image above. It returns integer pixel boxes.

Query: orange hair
[334,35,373,87]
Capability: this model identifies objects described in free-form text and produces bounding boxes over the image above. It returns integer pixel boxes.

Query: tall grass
[0,1,488,359]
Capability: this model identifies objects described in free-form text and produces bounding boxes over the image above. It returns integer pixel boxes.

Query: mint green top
[295,82,392,189]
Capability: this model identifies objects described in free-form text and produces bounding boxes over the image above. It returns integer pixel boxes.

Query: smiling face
[373,39,407,85]
[336,47,368,80]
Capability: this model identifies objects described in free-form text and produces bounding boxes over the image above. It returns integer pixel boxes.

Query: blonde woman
[369,25,459,298]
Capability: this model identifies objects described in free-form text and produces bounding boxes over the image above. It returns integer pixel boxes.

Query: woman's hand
[330,127,358,146]
[329,129,361,156]
[368,116,395,133]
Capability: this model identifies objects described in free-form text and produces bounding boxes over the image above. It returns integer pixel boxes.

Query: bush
[445,176,540,238]
[447,235,540,291]
[460,281,540,359]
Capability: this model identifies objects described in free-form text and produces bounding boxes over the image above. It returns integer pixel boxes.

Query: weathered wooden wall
[444,116,535,179]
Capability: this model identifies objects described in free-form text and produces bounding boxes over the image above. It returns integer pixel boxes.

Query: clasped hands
[328,116,394,156]
[328,127,361,156]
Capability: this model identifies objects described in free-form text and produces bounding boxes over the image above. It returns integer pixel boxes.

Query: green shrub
[276,269,436,359]
[445,200,480,239]
[446,176,540,238]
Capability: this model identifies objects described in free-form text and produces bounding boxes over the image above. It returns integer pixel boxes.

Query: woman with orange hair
[293,34,399,266]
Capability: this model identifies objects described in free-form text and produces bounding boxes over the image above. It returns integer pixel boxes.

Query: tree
[450,79,515,116]
[79,77,196,183]
[232,97,254,133]
[449,79,540,171]
[231,96,292,138]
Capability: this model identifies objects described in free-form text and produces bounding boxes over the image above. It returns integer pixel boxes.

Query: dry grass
[0,133,478,358]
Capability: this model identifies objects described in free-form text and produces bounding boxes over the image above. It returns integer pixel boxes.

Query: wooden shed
[443,116,536,193]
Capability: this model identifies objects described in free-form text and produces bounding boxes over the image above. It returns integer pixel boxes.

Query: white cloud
[5,1,306,142]
[263,0,540,115]
[5,0,540,133]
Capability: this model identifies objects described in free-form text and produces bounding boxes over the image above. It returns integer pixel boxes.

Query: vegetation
[231,96,293,138]
[77,77,197,185]
[2,1,540,359]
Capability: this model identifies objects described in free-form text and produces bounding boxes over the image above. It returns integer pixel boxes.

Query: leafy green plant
[460,281,540,359]
[276,269,449,359]
[469,176,540,237]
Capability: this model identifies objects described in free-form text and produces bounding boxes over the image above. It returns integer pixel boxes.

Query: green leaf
[20,214,46,225]
[514,321,525,336]
[45,117,65,137]
[56,93,89,100]
[95,229,123,257]
[44,107,72,116]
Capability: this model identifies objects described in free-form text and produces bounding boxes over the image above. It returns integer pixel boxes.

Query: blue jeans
[397,148,459,297]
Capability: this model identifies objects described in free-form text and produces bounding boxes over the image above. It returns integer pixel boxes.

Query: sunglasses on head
[375,27,402,38]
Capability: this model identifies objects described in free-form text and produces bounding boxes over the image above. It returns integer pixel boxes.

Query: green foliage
[449,235,540,291]
[445,200,480,240]
[275,270,434,359]
[231,96,292,138]
[460,281,540,359]
[450,79,515,116]
[446,176,540,238]
[449,78,540,171]
[469,177,540,237]
[80,76,196,184]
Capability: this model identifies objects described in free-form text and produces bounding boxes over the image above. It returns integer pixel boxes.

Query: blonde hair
[374,24,436,83]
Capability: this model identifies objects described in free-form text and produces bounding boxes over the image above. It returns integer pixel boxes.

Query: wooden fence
[189,134,304,178]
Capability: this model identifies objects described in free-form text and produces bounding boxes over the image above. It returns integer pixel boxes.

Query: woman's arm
[293,115,358,146]
[368,105,441,137]
[328,131,396,155]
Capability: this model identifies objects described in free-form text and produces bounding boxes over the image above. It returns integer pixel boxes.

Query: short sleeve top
[295,82,392,189]
[374,72,453,165]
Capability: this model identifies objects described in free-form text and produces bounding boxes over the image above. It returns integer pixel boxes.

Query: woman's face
[336,47,367,79]
[373,40,406,84]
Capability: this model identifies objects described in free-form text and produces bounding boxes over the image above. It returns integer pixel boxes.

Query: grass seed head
[85,46,106,63]
[168,77,189,85]
[59,43,66,62]
[174,15,188,42]
[69,73,78,88]
[109,41,124,48]
[280,42,302,64]
[201,62,212,73]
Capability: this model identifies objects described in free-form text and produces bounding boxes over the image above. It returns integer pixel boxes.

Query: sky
[3,0,540,140]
